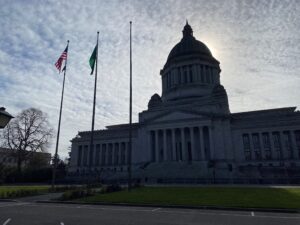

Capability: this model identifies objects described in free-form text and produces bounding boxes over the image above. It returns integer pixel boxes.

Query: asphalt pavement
[0,201,300,225]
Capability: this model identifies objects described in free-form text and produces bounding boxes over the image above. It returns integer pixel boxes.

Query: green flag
[89,44,97,75]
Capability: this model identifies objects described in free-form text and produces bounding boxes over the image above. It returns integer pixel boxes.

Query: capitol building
[68,22,300,184]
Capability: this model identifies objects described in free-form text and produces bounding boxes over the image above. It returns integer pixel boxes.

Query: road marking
[3,218,11,225]
[251,211,255,216]
[152,208,161,212]
[60,222,64,225]
[24,203,300,220]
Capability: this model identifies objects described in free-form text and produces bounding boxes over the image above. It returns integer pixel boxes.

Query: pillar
[199,127,205,160]
[269,132,276,160]
[190,127,195,161]
[172,129,176,161]
[181,128,186,161]
[208,126,214,160]
[163,129,167,161]
[291,130,299,159]
[155,130,159,162]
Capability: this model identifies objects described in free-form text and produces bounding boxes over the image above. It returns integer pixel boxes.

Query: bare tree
[1,108,54,173]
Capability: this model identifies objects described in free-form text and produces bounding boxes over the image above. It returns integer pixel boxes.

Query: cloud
[0,0,299,158]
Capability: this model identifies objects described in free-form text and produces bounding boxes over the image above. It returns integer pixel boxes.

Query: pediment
[146,110,210,123]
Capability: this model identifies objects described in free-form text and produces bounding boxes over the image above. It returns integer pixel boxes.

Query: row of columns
[243,130,300,161]
[77,141,129,167]
[163,64,219,91]
[150,126,213,162]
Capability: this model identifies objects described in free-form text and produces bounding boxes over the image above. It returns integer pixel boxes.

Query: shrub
[59,188,96,201]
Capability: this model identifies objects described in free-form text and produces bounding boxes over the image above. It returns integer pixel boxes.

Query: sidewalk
[15,192,63,202]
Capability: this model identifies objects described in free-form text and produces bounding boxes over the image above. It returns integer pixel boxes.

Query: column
[280,131,287,160]
[155,130,160,162]
[208,126,214,160]
[181,128,186,161]
[117,142,120,166]
[112,143,115,166]
[172,129,176,161]
[106,143,110,166]
[163,129,167,161]
[98,144,102,166]
[269,132,276,160]
[249,133,254,160]
[199,127,205,160]
[190,127,195,161]
[124,142,128,165]
[291,130,299,159]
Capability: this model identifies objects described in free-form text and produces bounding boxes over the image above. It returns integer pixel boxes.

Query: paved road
[0,202,300,225]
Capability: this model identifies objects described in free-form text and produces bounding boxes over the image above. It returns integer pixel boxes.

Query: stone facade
[68,22,300,184]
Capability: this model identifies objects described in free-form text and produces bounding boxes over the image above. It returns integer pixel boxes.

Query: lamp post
[0,107,13,129]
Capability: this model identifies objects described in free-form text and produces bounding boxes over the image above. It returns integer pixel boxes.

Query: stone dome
[148,93,162,109]
[164,22,219,68]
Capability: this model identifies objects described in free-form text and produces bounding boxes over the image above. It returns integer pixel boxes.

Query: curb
[0,199,18,203]
[36,200,300,214]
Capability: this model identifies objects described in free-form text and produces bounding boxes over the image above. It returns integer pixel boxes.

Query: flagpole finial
[130,21,132,24]
[67,40,69,43]
[97,31,99,34]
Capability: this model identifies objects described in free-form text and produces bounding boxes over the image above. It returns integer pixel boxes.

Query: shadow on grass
[80,187,300,209]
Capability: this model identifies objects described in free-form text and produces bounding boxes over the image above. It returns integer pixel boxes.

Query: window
[83,145,88,166]
[183,66,188,83]
[283,131,293,159]
[189,65,193,82]
[242,134,250,150]
[252,133,260,149]
[245,151,251,160]
[242,134,251,160]
[272,132,282,159]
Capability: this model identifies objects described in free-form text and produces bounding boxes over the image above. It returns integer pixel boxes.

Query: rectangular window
[242,134,250,150]
[252,133,260,149]
[83,145,88,166]
[272,132,281,159]
[242,134,251,160]
[77,146,82,166]
[283,131,293,159]
[183,66,188,83]
[189,65,193,82]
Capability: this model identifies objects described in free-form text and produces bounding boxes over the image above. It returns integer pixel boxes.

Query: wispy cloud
[0,0,299,157]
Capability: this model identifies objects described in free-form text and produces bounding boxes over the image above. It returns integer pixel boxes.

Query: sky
[0,0,299,158]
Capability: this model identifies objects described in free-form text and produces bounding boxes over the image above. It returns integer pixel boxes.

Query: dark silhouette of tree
[1,108,53,173]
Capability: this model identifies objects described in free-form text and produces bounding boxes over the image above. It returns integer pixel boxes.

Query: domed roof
[165,22,218,67]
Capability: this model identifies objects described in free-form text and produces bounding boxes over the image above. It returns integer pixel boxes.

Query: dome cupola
[160,22,221,102]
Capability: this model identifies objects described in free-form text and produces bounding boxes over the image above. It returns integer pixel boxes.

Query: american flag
[55,45,68,72]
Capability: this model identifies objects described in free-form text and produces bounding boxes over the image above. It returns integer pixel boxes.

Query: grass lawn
[0,185,50,198]
[80,186,300,209]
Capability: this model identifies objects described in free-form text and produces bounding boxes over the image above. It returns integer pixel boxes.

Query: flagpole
[128,21,132,191]
[52,40,69,190]
[89,32,99,181]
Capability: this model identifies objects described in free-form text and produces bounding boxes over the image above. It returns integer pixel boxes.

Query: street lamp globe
[0,107,14,129]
